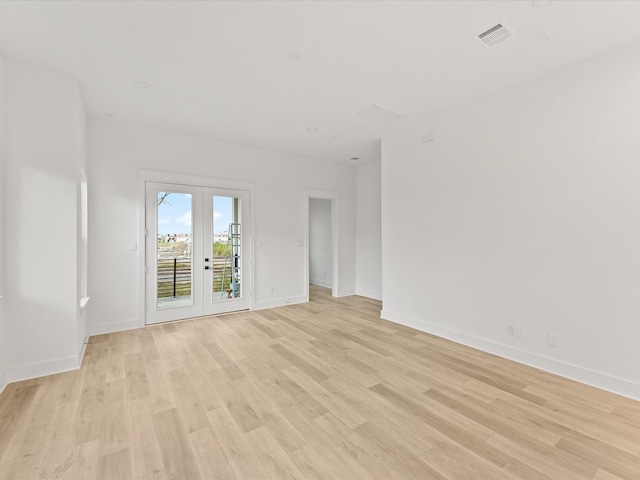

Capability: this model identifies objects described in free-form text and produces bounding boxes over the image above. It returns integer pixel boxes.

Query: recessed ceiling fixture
[474,22,514,48]
[535,30,552,42]
[422,132,436,143]
[306,127,318,133]
[532,0,553,7]
[356,104,407,125]
[350,157,360,162]
[133,80,151,89]
[289,51,303,60]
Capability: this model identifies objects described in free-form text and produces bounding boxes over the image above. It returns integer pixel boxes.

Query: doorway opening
[309,198,333,289]
[305,190,339,300]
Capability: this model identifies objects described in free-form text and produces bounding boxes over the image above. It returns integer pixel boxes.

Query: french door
[145,182,250,325]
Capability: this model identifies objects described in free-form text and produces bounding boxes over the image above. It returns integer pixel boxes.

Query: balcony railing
[156,257,233,298]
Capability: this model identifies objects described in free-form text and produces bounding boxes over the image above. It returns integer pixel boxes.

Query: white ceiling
[1,0,640,164]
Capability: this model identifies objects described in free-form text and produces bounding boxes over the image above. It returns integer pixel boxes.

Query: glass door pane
[211,195,242,302]
[156,191,193,308]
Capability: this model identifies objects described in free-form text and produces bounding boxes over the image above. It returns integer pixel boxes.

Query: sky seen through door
[157,192,232,235]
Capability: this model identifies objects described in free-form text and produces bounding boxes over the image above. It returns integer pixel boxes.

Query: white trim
[78,336,88,367]
[309,278,332,288]
[305,189,340,301]
[249,189,255,311]
[338,289,356,297]
[139,169,254,191]
[252,296,308,311]
[355,288,382,301]
[0,338,88,394]
[137,176,147,330]
[381,309,640,401]
[6,354,81,385]
[88,318,140,337]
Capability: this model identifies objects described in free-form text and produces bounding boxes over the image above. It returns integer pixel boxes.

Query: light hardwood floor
[1,285,639,479]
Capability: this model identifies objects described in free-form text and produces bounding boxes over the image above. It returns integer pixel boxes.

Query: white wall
[87,119,356,334]
[356,159,382,300]
[3,61,87,382]
[0,53,6,393]
[309,198,332,288]
[382,43,640,400]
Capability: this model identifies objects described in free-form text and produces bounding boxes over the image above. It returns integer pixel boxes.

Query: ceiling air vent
[475,23,514,48]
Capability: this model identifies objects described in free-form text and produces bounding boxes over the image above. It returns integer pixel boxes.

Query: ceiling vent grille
[475,23,514,48]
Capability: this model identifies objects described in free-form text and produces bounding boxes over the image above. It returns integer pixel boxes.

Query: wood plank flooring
[1,284,639,479]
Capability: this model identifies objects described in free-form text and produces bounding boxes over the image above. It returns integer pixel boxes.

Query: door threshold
[144,309,250,327]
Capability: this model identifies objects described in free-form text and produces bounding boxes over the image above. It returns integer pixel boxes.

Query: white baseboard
[0,336,89,391]
[355,288,382,301]
[338,289,356,297]
[381,309,640,401]
[0,368,7,396]
[88,318,141,336]
[78,336,88,367]
[6,354,82,385]
[252,295,308,311]
[310,279,332,288]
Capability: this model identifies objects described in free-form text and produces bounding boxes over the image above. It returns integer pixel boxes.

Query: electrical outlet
[268,286,274,295]
[548,333,558,347]
[517,326,525,338]
[507,325,516,336]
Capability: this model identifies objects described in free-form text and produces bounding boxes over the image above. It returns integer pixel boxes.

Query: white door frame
[304,188,340,300]
[137,169,255,327]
